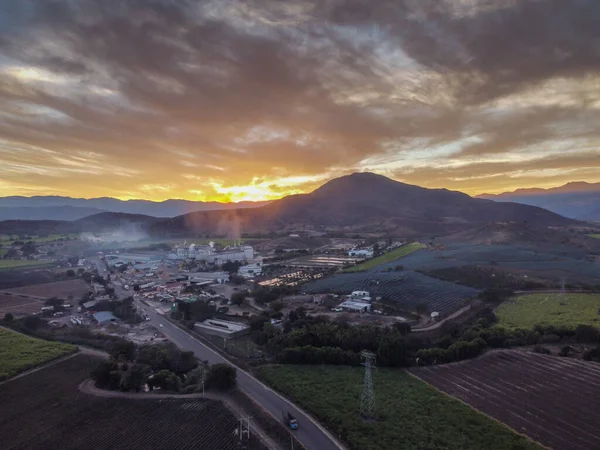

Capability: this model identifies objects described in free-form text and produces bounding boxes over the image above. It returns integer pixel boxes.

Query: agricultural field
[0,294,45,317]
[0,354,265,450]
[496,293,600,329]
[0,260,55,271]
[4,278,91,299]
[0,234,78,243]
[259,364,539,450]
[345,242,426,272]
[304,270,479,314]
[0,328,77,381]
[411,350,600,450]
[589,234,600,240]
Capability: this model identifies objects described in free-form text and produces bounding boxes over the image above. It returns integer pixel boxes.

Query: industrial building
[167,242,254,264]
[338,300,372,313]
[239,262,263,278]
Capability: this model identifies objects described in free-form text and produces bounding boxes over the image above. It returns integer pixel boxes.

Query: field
[496,293,600,328]
[0,354,265,450]
[390,243,600,282]
[0,294,45,316]
[0,234,78,243]
[0,328,77,381]
[345,242,426,272]
[304,270,479,314]
[286,254,359,269]
[0,260,55,271]
[259,364,539,450]
[4,278,91,299]
[411,350,600,450]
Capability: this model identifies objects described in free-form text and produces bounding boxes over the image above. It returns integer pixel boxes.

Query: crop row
[0,355,264,450]
[304,270,479,314]
[411,350,600,450]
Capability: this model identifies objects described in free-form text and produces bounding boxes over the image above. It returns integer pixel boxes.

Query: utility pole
[360,350,376,421]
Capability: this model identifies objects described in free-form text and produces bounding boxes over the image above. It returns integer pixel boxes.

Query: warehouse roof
[93,311,118,324]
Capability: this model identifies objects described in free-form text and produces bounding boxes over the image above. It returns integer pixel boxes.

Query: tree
[133,284,141,292]
[222,261,242,275]
[271,301,284,312]
[148,370,180,392]
[121,364,150,392]
[575,325,600,343]
[205,364,237,391]
[3,312,14,322]
[229,274,245,285]
[44,297,64,308]
[66,269,75,277]
[108,341,136,362]
[21,241,37,256]
[230,291,246,306]
[392,322,411,336]
[91,361,121,390]
[23,315,44,330]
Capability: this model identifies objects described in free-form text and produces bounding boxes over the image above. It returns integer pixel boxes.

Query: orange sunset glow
[1,1,599,202]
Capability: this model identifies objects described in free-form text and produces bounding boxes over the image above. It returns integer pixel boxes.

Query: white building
[338,300,371,313]
[348,248,374,258]
[171,242,254,264]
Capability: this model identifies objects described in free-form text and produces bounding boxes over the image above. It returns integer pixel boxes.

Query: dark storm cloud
[0,0,599,199]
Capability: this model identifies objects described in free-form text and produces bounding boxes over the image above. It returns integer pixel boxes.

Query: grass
[589,234,600,240]
[345,242,426,272]
[496,293,600,329]
[0,260,55,271]
[0,328,78,381]
[258,365,540,450]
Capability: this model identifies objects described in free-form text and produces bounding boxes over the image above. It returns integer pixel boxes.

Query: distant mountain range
[0,173,576,238]
[0,196,268,221]
[477,182,600,222]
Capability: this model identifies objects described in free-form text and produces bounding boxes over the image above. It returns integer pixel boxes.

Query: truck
[282,412,298,430]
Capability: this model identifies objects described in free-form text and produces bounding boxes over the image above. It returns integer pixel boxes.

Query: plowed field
[411,350,600,450]
[0,354,265,450]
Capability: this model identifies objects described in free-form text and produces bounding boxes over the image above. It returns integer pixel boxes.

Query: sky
[0,0,599,202]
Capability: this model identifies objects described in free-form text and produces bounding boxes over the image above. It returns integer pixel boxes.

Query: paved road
[134,297,344,450]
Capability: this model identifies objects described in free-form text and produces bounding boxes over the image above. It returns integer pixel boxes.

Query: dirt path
[412,304,472,332]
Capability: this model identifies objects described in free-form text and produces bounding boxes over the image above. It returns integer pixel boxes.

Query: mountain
[478,182,600,222]
[0,205,104,221]
[0,173,578,238]
[149,172,576,237]
[0,196,267,220]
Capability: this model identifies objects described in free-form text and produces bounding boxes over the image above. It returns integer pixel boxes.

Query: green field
[0,328,78,381]
[0,260,55,271]
[345,242,426,272]
[496,293,600,329]
[259,365,539,450]
[589,234,600,240]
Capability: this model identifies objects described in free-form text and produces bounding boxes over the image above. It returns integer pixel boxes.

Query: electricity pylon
[360,351,376,421]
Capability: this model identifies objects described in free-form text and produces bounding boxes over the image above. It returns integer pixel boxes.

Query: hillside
[150,173,576,237]
[478,182,600,222]
[0,196,267,220]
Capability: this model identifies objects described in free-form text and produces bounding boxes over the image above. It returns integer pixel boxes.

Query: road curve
[135,298,346,450]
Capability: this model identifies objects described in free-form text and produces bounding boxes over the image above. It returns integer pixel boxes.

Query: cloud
[0,0,599,201]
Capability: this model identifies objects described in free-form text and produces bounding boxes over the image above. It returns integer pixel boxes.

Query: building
[187,271,230,285]
[93,311,118,324]
[239,262,263,278]
[338,300,371,313]
[169,242,254,264]
[106,253,163,266]
[194,318,250,338]
[348,248,374,258]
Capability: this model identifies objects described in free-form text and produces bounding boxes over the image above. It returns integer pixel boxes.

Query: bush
[558,346,571,357]
[583,347,600,362]
[148,370,180,392]
[3,312,14,323]
[108,341,136,362]
[532,346,551,355]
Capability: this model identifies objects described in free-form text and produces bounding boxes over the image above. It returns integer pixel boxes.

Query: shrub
[558,346,571,357]
[205,364,237,391]
[3,312,14,322]
[532,346,551,355]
